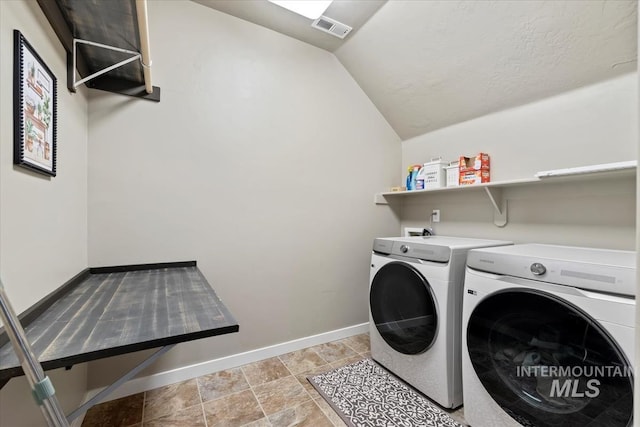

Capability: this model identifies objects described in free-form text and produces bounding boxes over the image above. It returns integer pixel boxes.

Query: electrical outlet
[432,209,440,222]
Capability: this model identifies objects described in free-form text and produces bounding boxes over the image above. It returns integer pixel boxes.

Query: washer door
[370,261,438,355]
[467,290,633,427]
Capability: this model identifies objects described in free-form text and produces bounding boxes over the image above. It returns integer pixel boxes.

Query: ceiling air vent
[311,16,352,39]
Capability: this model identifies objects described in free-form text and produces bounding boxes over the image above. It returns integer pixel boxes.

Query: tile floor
[81,334,466,426]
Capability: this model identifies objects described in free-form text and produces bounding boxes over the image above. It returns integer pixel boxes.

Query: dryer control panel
[467,244,636,297]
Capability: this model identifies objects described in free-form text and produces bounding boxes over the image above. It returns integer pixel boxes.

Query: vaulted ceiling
[196,0,638,140]
[192,0,386,52]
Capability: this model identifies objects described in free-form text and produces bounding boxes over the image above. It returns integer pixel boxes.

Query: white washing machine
[462,244,635,427]
[369,236,512,408]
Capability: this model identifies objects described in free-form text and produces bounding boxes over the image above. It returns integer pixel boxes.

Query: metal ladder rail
[0,279,69,427]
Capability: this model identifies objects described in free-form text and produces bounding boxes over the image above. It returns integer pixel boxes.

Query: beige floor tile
[340,334,370,354]
[314,397,349,427]
[268,400,333,427]
[294,364,331,400]
[82,337,428,427]
[278,348,327,374]
[242,357,291,387]
[198,367,250,402]
[81,393,143,427]
[143,403,206,427]
[311,341,358,364]
[330,355,365,370]
[241,417,272,427]
[253,376,311,415]
[143,379,200,422]
[203,389,265,427]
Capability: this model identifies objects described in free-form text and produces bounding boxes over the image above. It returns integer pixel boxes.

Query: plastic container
[415,166,426,190]
[406,165,421,191]
[421,158,447,189]
[445,161,459,187]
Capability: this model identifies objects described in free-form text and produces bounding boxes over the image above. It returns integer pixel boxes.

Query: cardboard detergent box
[459,169,490,185]
[459,153,490,172]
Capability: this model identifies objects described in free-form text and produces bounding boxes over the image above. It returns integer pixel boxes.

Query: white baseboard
[86,322,369,403]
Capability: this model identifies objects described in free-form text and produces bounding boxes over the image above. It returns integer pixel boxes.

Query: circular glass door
[370,261,437,355]
[467,290,633,427]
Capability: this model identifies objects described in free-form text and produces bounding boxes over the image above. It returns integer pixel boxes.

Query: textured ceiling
[336,0,638,140]
[193,0,637,141]
[192,0,386,52]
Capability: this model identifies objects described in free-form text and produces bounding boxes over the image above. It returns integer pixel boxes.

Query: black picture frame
[14,30,57,177]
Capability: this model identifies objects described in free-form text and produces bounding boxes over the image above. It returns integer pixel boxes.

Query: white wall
[399,74,637,250]
[0,366,88,427]
[86,0,400,388]
[0,1,89,425]
[335,0,638,141]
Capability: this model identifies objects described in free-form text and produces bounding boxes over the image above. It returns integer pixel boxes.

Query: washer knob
[400,245,409,253]
[530,263,546,276]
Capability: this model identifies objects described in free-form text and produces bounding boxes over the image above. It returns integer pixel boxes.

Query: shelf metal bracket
[374,193,388,205]
[484,187,508,227]
[71,38,142,91]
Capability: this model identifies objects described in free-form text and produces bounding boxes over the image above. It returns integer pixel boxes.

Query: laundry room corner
[398,74,637,250]
[0,0,638,425]
[0,1,90,425]
[85,0,402,391]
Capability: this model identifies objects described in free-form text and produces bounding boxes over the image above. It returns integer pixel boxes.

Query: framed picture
[14,30,57,177]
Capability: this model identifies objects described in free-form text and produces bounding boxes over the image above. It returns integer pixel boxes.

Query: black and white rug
[308,358,466,427]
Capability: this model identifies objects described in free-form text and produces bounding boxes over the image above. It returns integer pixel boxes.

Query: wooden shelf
[375,161,637,227]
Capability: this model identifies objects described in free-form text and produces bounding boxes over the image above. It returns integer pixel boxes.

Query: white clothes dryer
[462,244,635,427]
[369,236,512,408]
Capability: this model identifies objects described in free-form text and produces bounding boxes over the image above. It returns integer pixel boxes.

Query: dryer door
[370,261,437,355]
[467,289,633,427]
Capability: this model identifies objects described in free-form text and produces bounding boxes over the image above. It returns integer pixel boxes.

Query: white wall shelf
[375,161,637,227]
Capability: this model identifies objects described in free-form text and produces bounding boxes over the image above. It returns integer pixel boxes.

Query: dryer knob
[400,245,409,253]
[530,262,547,276]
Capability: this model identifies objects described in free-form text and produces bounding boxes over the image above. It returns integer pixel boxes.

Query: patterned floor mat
[308,358,466,427]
